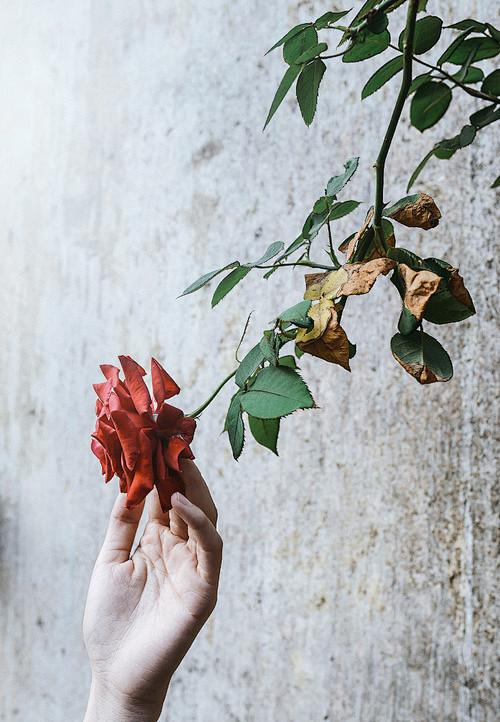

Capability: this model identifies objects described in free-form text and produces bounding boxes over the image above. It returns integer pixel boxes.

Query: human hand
[83,460,222,722]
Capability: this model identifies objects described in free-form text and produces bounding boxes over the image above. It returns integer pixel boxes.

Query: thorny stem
[387,43,500,105]
[343,0,407,38]
[187,369,237,418]
[326,217,341,269]
[257,260,334,270]
[373,0,419,245]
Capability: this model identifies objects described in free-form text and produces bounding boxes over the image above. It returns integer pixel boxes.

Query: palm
[84,462,221,710]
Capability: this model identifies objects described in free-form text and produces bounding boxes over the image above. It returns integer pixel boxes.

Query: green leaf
[383,194,420,217]
[273,235,305,265]
[283,26,318,64]
[264,63,302,129]
[447,37,500,65]
[398,306,420,336]
[328,199,361,220]
[326,157,359,196]
[295,343,304,359]
[399,16,442,54]
[481,69,500,96]
[225,391,245,460]
[245,241,285,267]
[248,415,280,455]
[266,23,312,55]
[367,12,388,35]
[362,56,404,99]
[277,300,312,322]
[470,105,500,128]
[423,289,475,324]
[491,174,500,188]
[486,23,500,44]
[343,29,391,63]
[241,366,314,419]
[259,334,278,366]
[437,28,474,66]
[408,72,432,95]
[410,81,452,131]
[235,344,265,388]
[450,66,484,84]
[278,355,298,369]
[295,42,328,65]
[348,341,357,359]
[212,267,251,307]
[407,149,434,191]
[391,331,453,383]
[435,123,476,152]
[387,246,424,270]
[315,10,350,30]
[296,59,327,126]
[448,19,486,32]
[181,262,238,296]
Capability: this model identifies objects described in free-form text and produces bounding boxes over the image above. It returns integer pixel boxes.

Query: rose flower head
[91,356,195,511]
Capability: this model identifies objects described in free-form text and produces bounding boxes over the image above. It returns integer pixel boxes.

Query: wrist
[84,678,166,722]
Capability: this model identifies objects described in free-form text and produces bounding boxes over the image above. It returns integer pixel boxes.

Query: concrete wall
[0,1,498,720]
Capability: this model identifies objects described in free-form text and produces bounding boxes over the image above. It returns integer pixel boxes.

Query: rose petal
[125,430,155,509]
[119,355,152,416]
[151,358,180,408]
[110,410,141,470]
[100,364,120,386]
[156,403,184,435]
[156,473,184,513]
[91,438,107,474]
[179,416,196,443]
[165,436,189,472]
[93,379,113,405]
[155,441,166,483]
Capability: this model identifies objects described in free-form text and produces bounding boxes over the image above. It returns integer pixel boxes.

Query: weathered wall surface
[0,1,498,720]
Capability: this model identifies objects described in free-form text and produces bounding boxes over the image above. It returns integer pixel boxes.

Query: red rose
[91,356,195,511]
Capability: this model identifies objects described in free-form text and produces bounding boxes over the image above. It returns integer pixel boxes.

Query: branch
[373,0,419,239]
[187,369,237,418]
[257,260,334,271]
[345,0,408,39]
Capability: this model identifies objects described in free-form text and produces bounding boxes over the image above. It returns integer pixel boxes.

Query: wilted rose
[91,356,195,511]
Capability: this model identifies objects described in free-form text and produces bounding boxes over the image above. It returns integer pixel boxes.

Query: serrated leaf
[273,235,305,265]
[486,23,500,43]
[235,344,265,388]
[422,268,475,324]
[446,37,500,65]
[315,10,350,30]
[343,29,391,63]
[266,23,312,55]
[248,415,280,455]
[437,29,474,66]
[283,26,318,64]
[245,241,285,267]
[259,334,278,366]
[469,105,500,128]
[328,199,361,220]
[362,56,404,99]
[264,63,302,129]
[225,391,245,460]
[277,300,312,322]
[295,42,328,65]
[450,67,484,84]
[181,262,239,296]
[407,146,455,192]
[387,246,425,269]
[278,355,298,369]
[399,16,442,54]
[295,343,304,359]
[448,19,486,32]
[367,11,388,35]
[326,157,359,196]
[408,72,432,95]
[410,81,452,131]
[436,124,476,152]
[481,69,500,96]
[212,267,251,307]
[391,331,453,383]
[241,366,314,419]
[491,174,500,188]
[296,59,327,126]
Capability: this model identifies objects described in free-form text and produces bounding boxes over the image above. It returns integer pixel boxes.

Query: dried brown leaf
[296,297,335,343]
[339,258,396,296]
[297,307,350,370]
[389,193,441,230]
[398,263,441,319]
[391,356,448,384]
[448,268,474,310]
[304,268,349,301]
[345,208,374,261]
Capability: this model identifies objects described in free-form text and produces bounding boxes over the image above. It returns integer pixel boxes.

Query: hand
[83,460,222,722]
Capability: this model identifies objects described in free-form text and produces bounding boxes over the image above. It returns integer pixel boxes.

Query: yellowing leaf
[398,263,441,319]
[389,193,441,230]
[296,297,335,344]
[297,307,350,370]
[303,268,349,301]
[340,258,396,296]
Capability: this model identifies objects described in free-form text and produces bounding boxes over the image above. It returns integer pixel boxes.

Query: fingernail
[174,492,192,507]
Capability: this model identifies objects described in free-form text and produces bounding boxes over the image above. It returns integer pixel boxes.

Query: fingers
[179,459,218,526]
[98,493,145,565]
[171,493,223,585]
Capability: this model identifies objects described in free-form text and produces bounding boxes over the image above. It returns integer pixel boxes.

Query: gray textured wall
[0,1,498,720]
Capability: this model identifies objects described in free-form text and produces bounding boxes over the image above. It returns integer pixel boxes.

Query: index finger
[148,459,218,527]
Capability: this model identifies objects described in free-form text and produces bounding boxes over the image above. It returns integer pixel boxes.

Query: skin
[83,459,222,722]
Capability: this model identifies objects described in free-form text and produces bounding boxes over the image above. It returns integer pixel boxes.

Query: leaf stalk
[187,369,237,419]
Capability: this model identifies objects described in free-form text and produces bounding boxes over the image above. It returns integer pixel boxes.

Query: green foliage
[391,331,453,382]
[362,56,404,98]
[283,26,318,64]
[248,416,280,454]
[326,157,359,196]
[482,69,500,95]
[240,366,314,419]
[343,29,391,63]
[264,64,302,129]
[225,391,245,460]
[399,15,442,54]
[296,59,327,125]
[410,82,452,131]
